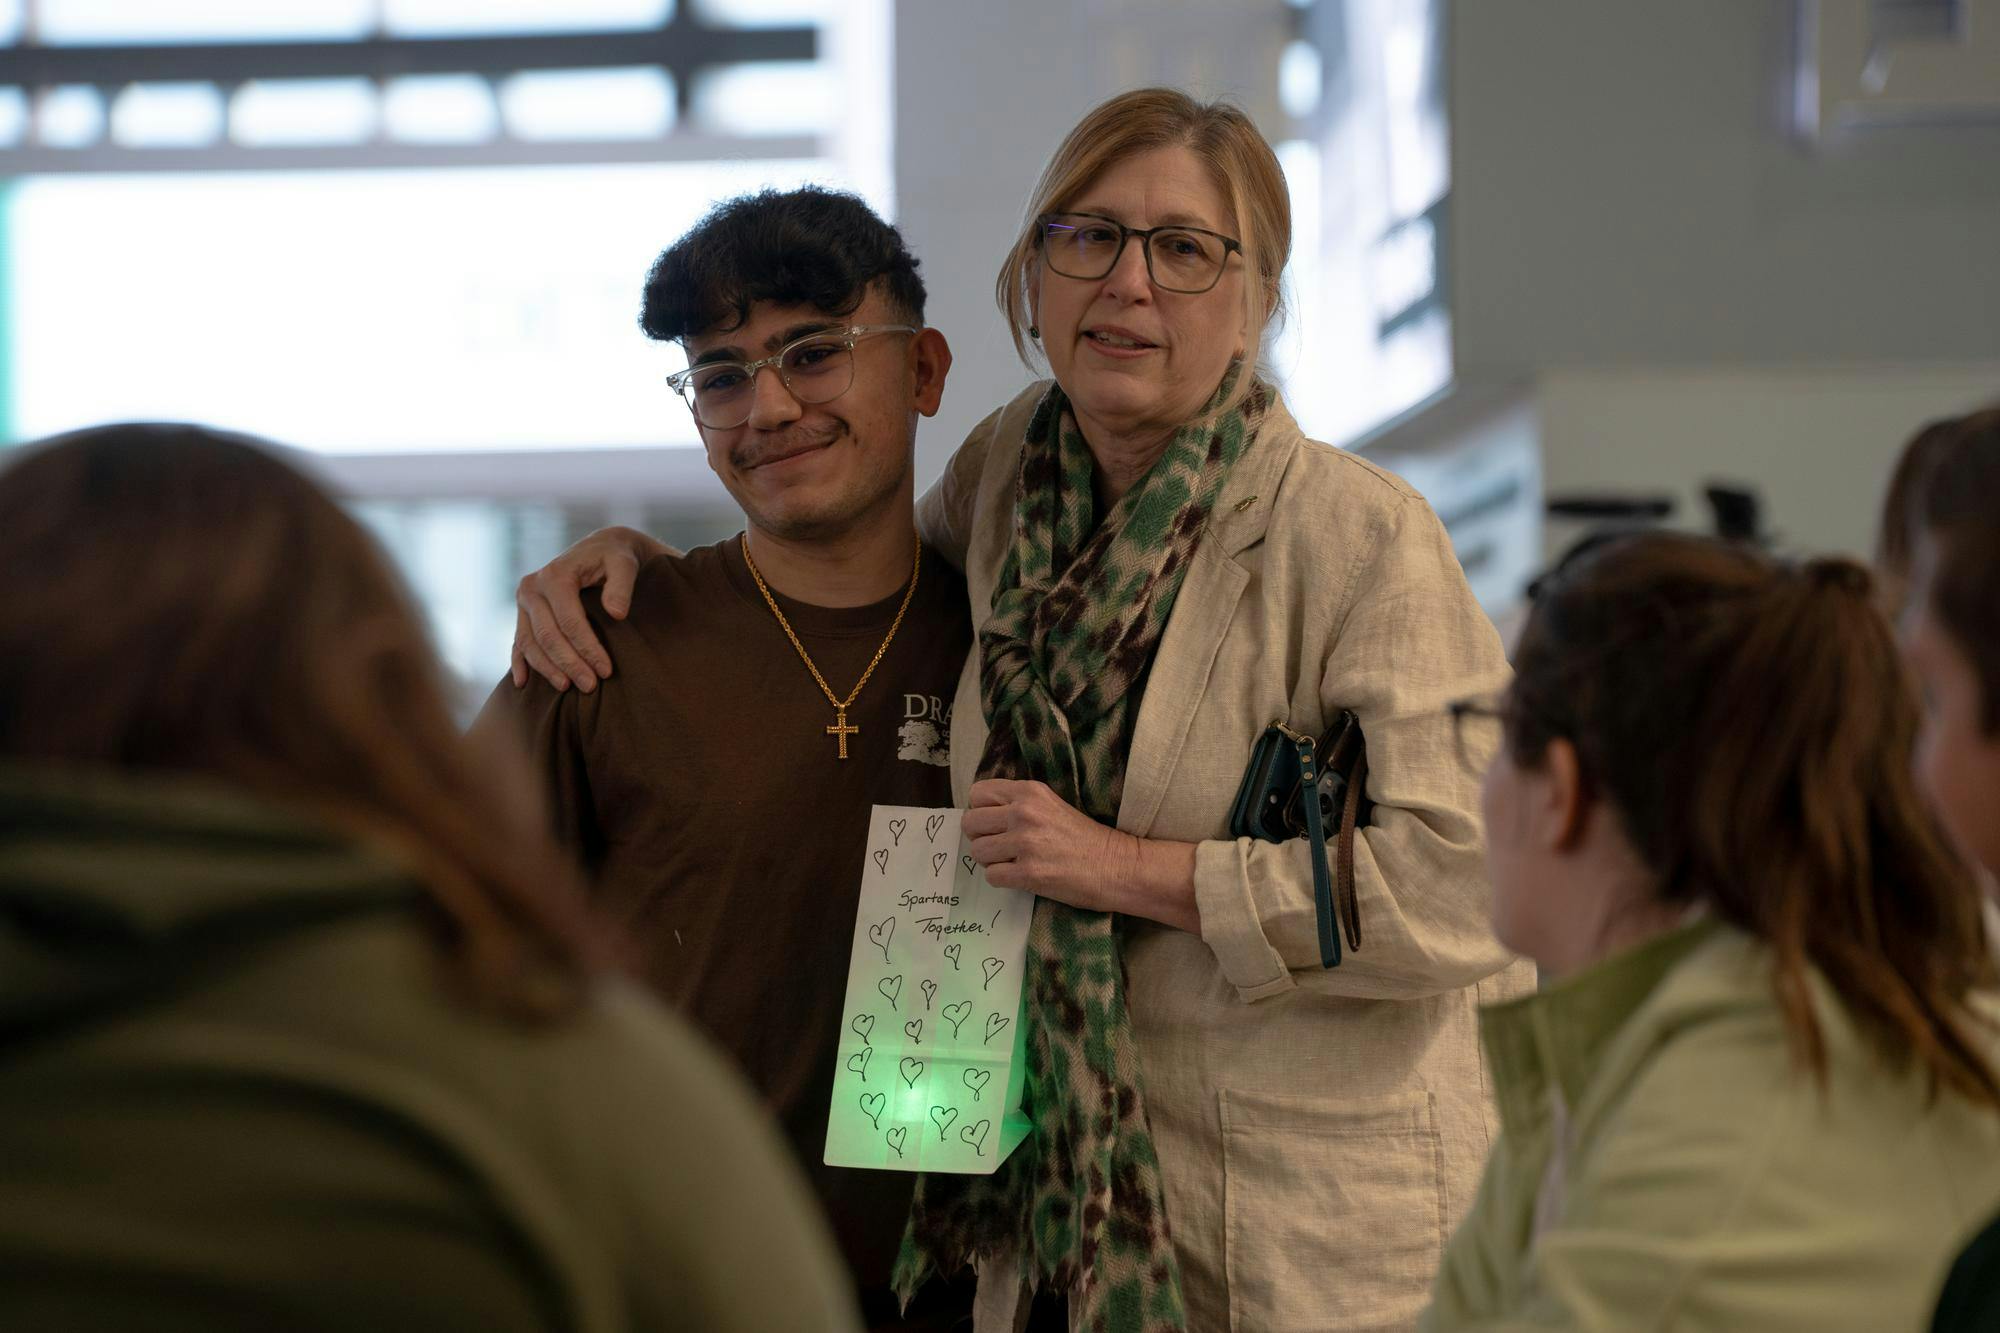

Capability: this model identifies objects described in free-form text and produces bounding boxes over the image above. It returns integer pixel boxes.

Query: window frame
[0,11,818,171]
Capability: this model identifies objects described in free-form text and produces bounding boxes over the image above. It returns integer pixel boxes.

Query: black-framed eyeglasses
[665,324,918,430]
[1036,211,1242,294]
[1448,693,1509,774]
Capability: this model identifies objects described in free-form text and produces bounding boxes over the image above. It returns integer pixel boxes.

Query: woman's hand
[965,779,1200,933]
[511,526,675,692]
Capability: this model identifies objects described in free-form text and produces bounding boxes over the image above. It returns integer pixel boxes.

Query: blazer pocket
[1220,1087,1446,1333]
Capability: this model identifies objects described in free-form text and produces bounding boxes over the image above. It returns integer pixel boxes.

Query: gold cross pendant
[827,708,860,760]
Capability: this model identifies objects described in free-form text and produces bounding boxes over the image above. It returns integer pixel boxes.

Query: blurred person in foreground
[1422,531,2000,1332]
[1887,406,2000,1333]
[0,424,856,1333]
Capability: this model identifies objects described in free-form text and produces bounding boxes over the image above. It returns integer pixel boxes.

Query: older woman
[514,89,1529,1331]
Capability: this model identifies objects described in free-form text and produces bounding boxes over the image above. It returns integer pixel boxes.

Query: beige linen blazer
[917,384,1535,1333]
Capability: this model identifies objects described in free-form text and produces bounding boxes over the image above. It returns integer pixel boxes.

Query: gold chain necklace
[740,533,921,760]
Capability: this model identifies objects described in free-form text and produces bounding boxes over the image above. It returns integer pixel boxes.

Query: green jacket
[0,765,859,1333]
[1422,919,2000,1332]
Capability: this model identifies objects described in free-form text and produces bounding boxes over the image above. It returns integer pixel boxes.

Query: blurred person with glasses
[509,89,1528,1332]
[480,186,975,1332]
[1424,531,2000,1333]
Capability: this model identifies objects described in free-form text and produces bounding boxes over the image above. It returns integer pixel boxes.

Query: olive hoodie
[0,764,858,1333]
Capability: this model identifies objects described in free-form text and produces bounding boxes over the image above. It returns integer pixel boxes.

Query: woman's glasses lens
[1041,214,1228,293]
[1148,229,1224,287]
[1044,216,1123,276]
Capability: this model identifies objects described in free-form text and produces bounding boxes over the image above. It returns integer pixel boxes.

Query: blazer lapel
[1117,401,1305,834]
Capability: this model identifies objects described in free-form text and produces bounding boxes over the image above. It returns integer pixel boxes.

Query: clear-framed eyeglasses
[666,324,919,430]
[1037,211,1243,294]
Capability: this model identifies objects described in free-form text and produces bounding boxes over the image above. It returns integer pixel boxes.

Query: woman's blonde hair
[996,87,1291,409]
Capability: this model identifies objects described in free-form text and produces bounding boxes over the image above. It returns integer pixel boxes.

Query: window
[1270,0,1453,449]
[1,1,892,693]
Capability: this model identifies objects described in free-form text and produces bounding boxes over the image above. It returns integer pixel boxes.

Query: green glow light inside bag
[824,806,1033,1173]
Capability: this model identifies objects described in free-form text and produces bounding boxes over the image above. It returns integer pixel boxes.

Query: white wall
[1391,0,2000,582]
[1534,365,2000,560]
[1450,0,2000,378]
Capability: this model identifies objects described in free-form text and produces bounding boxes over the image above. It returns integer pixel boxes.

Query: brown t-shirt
[478,537,969,1293]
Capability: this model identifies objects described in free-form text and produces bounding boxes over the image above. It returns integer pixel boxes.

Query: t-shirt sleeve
[471,670,605,875]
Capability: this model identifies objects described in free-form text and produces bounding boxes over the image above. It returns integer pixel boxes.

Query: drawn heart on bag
[920,979,938,1011]
[943,943,962,970]
[963,1068,990,1101]
[846,1047,873,1081]
[960,1118,991,1156]
[931,852,949,878]
[925,813,948,843]
[899,1056,925,1089]
[984,1013,1010,1044]
[878,975,903,1010]
[851,1013,875,1045]
[929,1105,958,1140]
[981,957,1004,989]
[904,1019,923,1043]
[868,917,894,963]
[886,1126,908,1159]
[941,1001,972,1038]
[888,818,908,846]
[961,854,976,877]
[871,849,889,875]
[859,1092,885,1129]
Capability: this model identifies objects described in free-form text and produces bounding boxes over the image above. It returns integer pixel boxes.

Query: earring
[1028,325,1040,340]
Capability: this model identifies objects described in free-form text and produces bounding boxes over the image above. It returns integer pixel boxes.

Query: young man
[479,188,971,1330]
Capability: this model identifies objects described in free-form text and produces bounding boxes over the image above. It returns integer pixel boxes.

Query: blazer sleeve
[1192,490,1520,1001]
[916,402,1008,573]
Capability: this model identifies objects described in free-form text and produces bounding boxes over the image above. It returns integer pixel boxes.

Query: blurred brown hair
[0,423,605,1019]
[1884,405,2000,733]
[1509,531,1998,1105]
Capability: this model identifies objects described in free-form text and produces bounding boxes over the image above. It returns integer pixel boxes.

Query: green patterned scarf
[895,372,1266,1332]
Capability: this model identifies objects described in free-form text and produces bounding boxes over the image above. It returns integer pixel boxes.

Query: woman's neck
[1543,891,1694,983]
[1074,413,1177,510]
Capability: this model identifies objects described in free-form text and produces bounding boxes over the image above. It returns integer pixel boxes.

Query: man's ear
[1542,737,1591,851]
[912,327,952,417]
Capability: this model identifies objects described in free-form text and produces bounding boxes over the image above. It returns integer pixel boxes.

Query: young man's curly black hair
[640,187,927,342]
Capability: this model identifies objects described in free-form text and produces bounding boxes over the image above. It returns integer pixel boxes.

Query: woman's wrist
[1113,832,1201,935]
